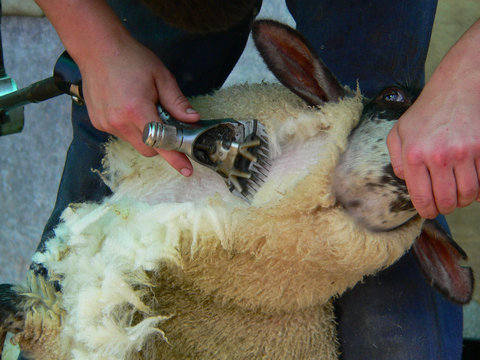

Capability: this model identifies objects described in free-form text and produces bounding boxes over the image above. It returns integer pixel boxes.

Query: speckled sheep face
[333,87,418,231]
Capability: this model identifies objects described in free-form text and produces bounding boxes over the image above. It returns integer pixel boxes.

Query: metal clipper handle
[143,105,239,162]
[143,121,183,150]
[142,120,210,158]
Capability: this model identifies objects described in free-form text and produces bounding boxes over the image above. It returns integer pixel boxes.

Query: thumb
[387,123,405,179]
[155,72,200,123]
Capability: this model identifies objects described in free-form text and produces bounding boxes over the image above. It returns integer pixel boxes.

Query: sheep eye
[381,88,405,103]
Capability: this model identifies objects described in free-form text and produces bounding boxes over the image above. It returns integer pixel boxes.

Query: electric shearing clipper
[0,48,271,202]
[143,106,270,202]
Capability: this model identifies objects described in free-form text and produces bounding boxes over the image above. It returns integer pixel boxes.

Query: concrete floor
[0,0,478,347]
[0,15,70,284]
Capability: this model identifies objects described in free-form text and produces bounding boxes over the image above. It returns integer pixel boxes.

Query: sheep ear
[252,19,345,106]
[412,219,474,304]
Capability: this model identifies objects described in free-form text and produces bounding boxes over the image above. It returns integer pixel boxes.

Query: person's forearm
[34,0,131,68]
[430,19,480,93]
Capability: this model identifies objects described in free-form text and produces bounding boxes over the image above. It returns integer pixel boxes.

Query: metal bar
[0,0,6,78]
[0,77,63,112]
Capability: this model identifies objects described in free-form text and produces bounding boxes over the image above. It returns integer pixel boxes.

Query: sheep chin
[333,110,417,232]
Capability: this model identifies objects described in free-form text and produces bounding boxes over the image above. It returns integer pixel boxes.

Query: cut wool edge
[24,83,422,359]
[32,200,237,359]
[64,315,170,360]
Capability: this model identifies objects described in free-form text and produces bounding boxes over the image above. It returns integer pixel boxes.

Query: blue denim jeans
[37,1,463,359]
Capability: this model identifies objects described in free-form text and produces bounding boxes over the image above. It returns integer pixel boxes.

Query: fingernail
[186,108,197,114]
[181,168,192,177]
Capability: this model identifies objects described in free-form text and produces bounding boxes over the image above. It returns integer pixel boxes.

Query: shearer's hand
[78,36,200,176]
[35,0,200,176]
[387,19,480,218]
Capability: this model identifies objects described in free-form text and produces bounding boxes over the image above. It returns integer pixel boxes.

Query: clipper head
[210,119,270,202]
[143,112,271,202]
[185,118,270,202]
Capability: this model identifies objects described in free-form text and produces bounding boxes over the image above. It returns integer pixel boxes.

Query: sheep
[0,20,473,360]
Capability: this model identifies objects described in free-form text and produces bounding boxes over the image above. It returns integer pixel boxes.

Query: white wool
[34,192,242,359]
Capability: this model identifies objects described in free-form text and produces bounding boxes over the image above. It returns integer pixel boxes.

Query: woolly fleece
[18,83,422,359]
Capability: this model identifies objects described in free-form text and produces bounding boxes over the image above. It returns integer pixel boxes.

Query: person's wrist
[71,33,132,75]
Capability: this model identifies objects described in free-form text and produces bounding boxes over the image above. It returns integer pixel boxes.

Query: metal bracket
[0,76,25,136]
